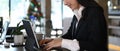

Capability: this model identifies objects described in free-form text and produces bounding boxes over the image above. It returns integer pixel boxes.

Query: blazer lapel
[76,16,86,34]
[75,7,88,35]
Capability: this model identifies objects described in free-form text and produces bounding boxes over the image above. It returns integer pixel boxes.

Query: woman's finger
[39,39,53,46]
[44,42,54,50]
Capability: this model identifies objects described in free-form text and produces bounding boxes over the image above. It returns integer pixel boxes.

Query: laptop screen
[22,20,40,51]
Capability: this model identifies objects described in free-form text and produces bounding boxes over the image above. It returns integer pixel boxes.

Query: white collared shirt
[61,6,85,51]
[73,6,85,22]
[73,6,85,28]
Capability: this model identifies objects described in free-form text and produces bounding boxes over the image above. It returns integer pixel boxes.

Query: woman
[39,0,108,51]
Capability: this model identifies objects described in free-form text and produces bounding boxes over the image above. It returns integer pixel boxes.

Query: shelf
[108,25,120,29]
[109,16,120,19]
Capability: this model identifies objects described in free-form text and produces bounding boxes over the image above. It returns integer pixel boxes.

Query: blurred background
[0,0,120,51]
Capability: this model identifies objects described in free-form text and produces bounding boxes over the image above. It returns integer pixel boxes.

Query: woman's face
[63,0,80,10]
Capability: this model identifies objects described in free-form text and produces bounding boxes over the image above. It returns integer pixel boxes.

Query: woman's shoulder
[86,6,103,11]
[83,6,104,14]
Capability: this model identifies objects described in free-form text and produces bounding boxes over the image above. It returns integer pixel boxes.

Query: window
[0,0,9,23]
[51,0,63,29]
[51,0,74,37]
[51,0,63,38]
[10,0,30,27]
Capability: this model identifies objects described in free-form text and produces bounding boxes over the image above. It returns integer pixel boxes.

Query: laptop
[0,21,10,43]
[22,20,43,51]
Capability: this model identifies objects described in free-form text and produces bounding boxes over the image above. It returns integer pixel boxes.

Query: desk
[0,36,69,51]
[0,43,69,51]
[0,36,26,51]
[0,43,26,51]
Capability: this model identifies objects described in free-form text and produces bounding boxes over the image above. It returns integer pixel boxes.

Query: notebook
[22,20,43,51]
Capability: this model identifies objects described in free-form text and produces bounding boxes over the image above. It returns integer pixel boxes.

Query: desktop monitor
[0,21,10,43]
[0,17,3,33]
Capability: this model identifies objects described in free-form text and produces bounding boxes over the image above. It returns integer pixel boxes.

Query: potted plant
[11,21,24,45]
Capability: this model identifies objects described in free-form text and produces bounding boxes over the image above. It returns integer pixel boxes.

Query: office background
[0,0,120,51]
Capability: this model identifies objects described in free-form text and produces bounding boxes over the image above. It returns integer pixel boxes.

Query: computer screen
[0,21,10,43]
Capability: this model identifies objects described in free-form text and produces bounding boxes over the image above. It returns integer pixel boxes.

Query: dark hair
[77,0,100,7]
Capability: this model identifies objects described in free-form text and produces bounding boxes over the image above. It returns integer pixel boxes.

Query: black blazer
[62,7,108,51]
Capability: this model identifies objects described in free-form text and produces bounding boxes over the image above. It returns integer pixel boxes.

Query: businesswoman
[39,0,108,51]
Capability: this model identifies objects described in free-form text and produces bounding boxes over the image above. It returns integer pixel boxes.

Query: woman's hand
[44,38,62,50]
[39,39,53,46]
